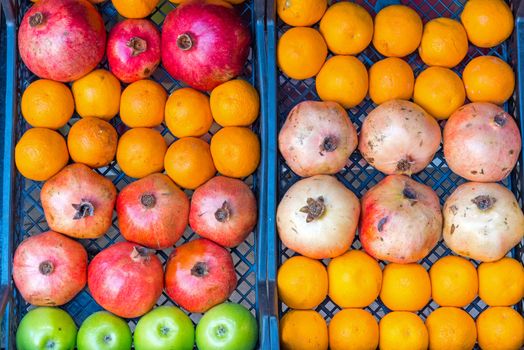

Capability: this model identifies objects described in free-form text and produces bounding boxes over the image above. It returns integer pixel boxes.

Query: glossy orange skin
[88,241,164,318]
[117,173,189,249]
[41,163,117,239]
[165,238,237,313]
[13,231,87,306]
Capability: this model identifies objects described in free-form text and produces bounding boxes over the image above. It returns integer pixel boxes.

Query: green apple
[16,307,77,350]
[77,311,132,350]
[134,306,194,350]
[196,303,258,350]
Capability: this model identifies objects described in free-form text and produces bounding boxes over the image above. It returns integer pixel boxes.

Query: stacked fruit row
[278,252,523,349]
[275,0,524,349]
[13,0,261,349]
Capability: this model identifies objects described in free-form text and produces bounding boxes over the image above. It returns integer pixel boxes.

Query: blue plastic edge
[0,0,272,348]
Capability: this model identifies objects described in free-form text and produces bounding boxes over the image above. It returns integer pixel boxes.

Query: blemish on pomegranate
[377,216,388,232]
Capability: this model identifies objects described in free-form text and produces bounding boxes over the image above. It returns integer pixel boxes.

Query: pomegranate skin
[13,231,87,306]
[116,173,190,249]
[88,242,164,318]
[18,0,106,82]
[359,175,442,263]
[444,103,522,182]
[161,0,251,91]
[107,19,161,83]
[189,176,257,248]
[165,238,237,313]
[278,101,358,177]
[41,164,117,239]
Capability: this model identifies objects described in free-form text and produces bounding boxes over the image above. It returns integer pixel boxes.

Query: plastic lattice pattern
[272,0,524,337]
[8,0,261,342]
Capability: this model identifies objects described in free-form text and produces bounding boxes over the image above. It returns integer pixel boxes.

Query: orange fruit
[319,2,373,55]
[116,128,167,178]
[277,27,327,80]
[419,18,469,68]
[426,307,477,350]
[165,88,213,138]
[369,57,414,104]
[414,67,465,119]
[72,69,121,121]
[372,5,423,57]
[277,0,327,26]
[15,128,69,181]
[328,250,382,308]
[380,263,431,311]
[21,79,74,129]
[67,118,118,168]
[379,311,428,350]
[478,257,524,307]
[111,0,159,18]
[316,55,368,108]
[329,309,379,350]
[430,255,478,307]
[461,0,514,48]
[280,310,328,350]
[210,79,260,127]
[164,137,216,190]
[120,80,167,128]
[477,307,524,350]
[277,256,328,309]
[210,127,260,178]
[462,55,515,105]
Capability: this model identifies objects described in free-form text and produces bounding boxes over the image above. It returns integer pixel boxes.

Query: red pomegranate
[165,238,237,313]
[13,231,87,306]
[278,101,358,177]
[161,0,251,91]
[41,163,117,239]
[18,0,106,82]
[107,19,161,83]
[88,242,164,318]
[189,176,257,248]
[116,173,190,249]
[444,103,522,182]
[359,175,442,263]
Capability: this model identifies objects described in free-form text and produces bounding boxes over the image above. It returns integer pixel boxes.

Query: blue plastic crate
[265,0,524,348]
[0,0,269,348]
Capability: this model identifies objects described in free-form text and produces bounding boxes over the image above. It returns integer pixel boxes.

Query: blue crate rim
[0,0,270,349]
[265,0,524,348]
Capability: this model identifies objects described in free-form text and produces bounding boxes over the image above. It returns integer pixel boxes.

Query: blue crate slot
[265,0,524,348]
[0,0,269,348]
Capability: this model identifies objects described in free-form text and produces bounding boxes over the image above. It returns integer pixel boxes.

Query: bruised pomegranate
[165,238,237,313]
[444,103,522,182]
[190,176,257,247]
[41,163,117,239]
[279,101,358,177]
[107,19,161,83]
[13,231,87,306]
[117,173,189,249]
[443,182,524,262]
[88,242,164,318]
[18,0,106,82]
[359,100,441,175]
[277,175,360,259]
[161,0,251,91]
[360,175,442,263]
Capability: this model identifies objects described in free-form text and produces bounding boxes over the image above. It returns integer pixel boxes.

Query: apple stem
[72,199,95,220]
[215,201,232,222]
[39,260,54,275]
[191,261,209,277]
[299,196,325,223]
